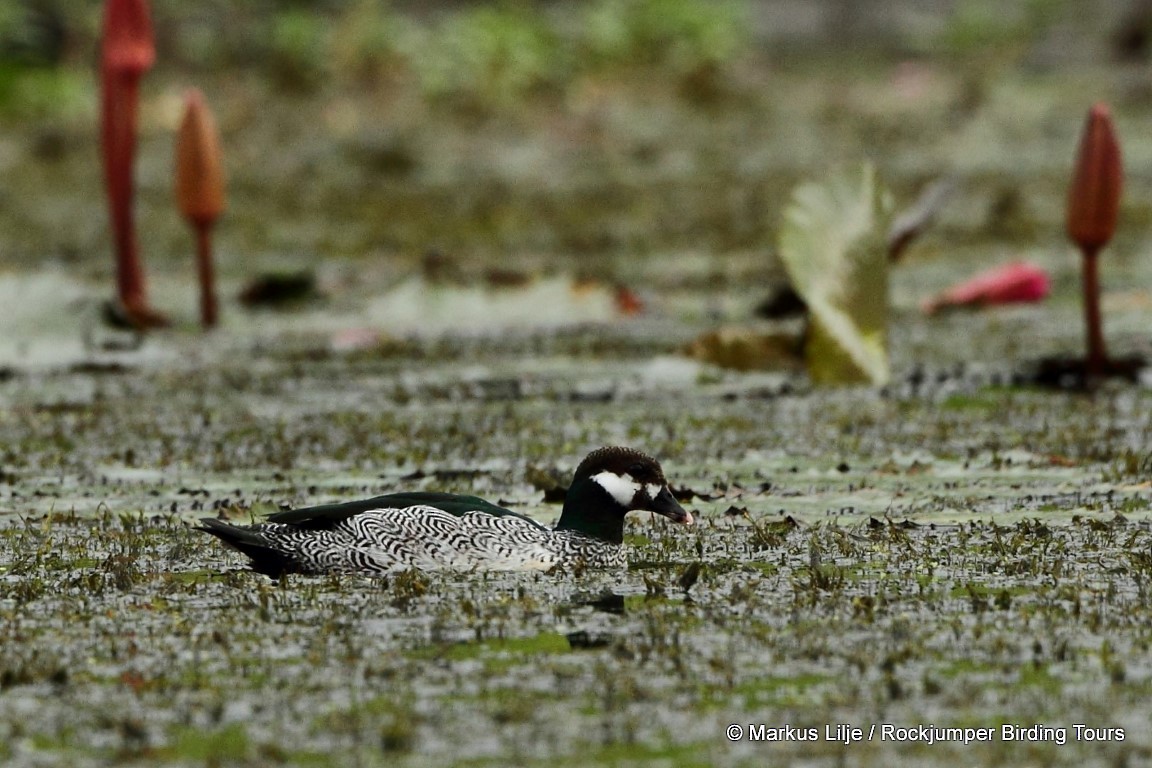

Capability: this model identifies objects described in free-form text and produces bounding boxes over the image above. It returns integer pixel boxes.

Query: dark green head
[555,446,693,544]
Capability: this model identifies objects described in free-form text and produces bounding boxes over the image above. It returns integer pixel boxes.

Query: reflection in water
[565,590,626,649]
[570,589,626,615]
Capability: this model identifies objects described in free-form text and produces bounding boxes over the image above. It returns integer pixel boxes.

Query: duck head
[556,446,693,544]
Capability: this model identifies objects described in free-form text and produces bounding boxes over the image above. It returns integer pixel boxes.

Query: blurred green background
[1,0,1150,301]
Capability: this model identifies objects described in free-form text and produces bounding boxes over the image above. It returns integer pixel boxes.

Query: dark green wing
[265,492,546,530]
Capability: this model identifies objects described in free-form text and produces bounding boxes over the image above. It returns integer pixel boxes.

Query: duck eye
[627,463,648,479]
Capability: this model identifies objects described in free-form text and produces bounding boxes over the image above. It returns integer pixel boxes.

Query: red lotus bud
[1067,103,1122,253]
[922,261,1050,314]
[101,0,155,75]
[175,89,225,226]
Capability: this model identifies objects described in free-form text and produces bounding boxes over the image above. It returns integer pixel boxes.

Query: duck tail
[196,519,299,578]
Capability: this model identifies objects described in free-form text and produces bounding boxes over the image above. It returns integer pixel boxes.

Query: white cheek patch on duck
[591,471,642,508]
[646,484,663,502]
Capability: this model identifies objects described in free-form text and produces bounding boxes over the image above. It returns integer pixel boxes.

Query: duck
[197,446,693,577]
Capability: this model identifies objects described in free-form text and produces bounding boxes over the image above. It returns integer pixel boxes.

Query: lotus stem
[175,88,226,330]
[1080,245,1108,380]
[1066,103,1122,381]
[195,225,218,329]
[100,0,165,327]
[103,73,145,311]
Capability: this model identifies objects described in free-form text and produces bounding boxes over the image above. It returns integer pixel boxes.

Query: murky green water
[1,314,1150,767]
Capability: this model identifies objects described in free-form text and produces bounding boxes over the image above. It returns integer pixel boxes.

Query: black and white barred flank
[224,505,625,575]
[198,446,692,578]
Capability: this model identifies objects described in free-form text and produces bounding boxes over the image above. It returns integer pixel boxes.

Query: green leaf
[778,164,893,386]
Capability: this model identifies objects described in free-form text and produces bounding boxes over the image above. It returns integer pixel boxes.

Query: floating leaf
[681,325,802,371]
[778,164,892,385]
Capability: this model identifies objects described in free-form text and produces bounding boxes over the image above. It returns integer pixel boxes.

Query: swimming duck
[197,446,692,576]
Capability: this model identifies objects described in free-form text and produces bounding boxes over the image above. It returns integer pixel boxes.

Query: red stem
[1081,246,1108,379]
[196,224,218,329]
[103,72,148,312]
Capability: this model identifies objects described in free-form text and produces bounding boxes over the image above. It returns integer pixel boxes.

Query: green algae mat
[0,322,1150,768]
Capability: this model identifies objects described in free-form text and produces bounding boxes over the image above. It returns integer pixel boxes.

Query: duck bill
[650,485,694,525]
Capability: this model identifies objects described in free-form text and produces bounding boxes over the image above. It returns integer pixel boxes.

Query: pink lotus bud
[1067,103,1122,253]
[922,261,1050,314]
[175,89,226,226]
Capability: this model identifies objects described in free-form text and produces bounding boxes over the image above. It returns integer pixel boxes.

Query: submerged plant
[100,0,167,327]
[1066,103,1122,380]
[175,88,226,329]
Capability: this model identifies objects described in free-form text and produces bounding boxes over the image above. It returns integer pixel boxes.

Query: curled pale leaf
[778,164,892,386]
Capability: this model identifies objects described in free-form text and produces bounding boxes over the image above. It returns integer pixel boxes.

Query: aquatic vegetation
[580,0,749,75]
[268,9,332,92]
[778,164,892,386]
[409,5,564,105]
[1,349,1152,765]
[175,88,226,329]
[2,492,1150,765]
[1066,103,1122,381]
[282,0,749,104]
[100,0,167,328]
[921,261,1050,314]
